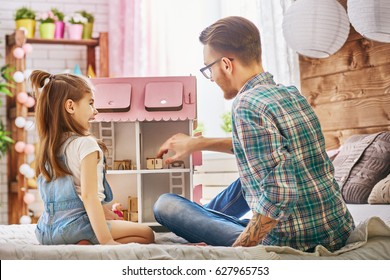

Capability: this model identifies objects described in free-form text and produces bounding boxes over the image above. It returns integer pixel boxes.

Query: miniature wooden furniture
[90,76,198,225]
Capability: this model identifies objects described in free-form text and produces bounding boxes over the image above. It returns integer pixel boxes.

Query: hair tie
[43,74,54,87]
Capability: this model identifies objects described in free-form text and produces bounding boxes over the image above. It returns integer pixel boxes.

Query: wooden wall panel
[299,0,390,149]
[324,126,390,150]
[300,39,390,80]
[301,64,390,106]
[314,95,390,131]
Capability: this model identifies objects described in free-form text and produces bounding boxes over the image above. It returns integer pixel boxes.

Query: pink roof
[91,76,197,122]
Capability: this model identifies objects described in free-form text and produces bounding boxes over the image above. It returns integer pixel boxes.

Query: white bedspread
[1,217,389,260]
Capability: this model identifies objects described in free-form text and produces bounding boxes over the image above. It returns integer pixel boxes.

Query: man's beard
[219,73,237,100]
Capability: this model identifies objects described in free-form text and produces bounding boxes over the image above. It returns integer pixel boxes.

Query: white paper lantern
[19,215,32,224]
[24,168,35,179]
[15,116,26,128]
[19,163,31,175]
[348,0,390,43]
[282,0,350,58]
[13,71,25,83]
[23,192,36,204]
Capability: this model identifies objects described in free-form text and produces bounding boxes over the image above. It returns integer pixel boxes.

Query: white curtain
[108,0,299,136]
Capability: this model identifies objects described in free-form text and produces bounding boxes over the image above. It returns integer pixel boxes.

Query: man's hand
[156,133,195,164]
[232,212,278,247]
[157,133,234,165]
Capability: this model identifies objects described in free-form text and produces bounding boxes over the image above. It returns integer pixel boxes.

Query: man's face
[203,45,238,100]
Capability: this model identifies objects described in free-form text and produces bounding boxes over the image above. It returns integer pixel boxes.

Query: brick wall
[0,0,109,224]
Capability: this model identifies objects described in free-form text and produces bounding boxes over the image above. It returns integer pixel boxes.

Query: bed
[0,214,389,260]
[1,132,390,260]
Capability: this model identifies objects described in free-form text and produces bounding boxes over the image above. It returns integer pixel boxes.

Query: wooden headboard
[298,0,390,150]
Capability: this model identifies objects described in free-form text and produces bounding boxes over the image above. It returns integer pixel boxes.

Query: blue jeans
[153,178,251,246]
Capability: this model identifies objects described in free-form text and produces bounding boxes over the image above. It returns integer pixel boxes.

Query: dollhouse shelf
[108,169,191,175]
[90,76,199,225]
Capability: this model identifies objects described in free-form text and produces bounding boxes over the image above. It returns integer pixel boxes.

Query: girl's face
[72,91,98,131]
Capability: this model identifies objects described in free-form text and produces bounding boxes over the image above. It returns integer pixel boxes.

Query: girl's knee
[146,227,155,243]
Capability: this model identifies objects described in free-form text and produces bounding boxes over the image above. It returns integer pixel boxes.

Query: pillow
[326,147,341,162]
[332,131,390,204]
[368,173,390,204]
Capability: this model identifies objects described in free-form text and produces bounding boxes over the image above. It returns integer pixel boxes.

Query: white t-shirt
[61,136,106,202]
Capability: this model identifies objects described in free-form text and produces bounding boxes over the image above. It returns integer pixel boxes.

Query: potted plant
[51,8,65,39]
[0,64,15,158]
[77,10,94,39]
[36,11,57,39]
[193,121,205,135]
[220,111,232,136]
[64,13,87,40]
[14,7,36,38]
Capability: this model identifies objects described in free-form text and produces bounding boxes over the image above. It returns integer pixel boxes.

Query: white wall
[0,0,109,224]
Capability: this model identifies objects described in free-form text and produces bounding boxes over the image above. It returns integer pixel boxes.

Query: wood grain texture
[300,40,390,80]
[298,0,390,149]
[313,95,390,131]
[324,126,390,150]
[301,64,390,106]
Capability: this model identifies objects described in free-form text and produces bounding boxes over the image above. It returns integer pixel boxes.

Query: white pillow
[368,173,390,204]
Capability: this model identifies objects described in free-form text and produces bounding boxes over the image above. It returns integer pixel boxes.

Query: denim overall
[35,137,113,245]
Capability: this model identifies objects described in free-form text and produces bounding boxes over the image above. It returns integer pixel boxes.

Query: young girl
[30,70,154,245]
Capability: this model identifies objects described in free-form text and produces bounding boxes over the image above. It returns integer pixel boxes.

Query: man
[153,16,354,252]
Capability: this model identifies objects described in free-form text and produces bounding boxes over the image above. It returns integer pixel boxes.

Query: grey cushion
[332,132,390,204]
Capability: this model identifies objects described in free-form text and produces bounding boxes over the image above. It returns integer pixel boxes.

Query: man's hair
[199,16,262,65]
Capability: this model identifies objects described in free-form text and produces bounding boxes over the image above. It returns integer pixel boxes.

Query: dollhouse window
[144,82,183,111]
[94,83,132,112]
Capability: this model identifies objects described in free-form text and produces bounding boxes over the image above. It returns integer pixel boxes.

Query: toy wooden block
[146,158,163,169]
[146,158,154,169]
[127,196,138,212]
[122,210,129,221]
[130,212,138,222]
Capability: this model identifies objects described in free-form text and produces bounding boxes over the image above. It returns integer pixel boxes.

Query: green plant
[36,10,58,23]
[14,7,36,21]
[0,121,13,158]
[0,65,15,104]
[51,8,64,21]
[193,121,205,135]
[0,64,15,158]
[64,13,87,24]
[220,111,232,133]
[77,10,94,23]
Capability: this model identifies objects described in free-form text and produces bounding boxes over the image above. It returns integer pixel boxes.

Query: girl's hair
[29,70,105,181]
[199,16,262,66]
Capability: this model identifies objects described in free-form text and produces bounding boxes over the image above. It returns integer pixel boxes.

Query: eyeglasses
[199,57,233,79]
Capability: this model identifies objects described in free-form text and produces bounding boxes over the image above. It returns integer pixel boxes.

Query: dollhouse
[90,76,198,225]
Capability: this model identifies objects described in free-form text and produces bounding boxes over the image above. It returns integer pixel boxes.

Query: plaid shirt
[232,72,354,251]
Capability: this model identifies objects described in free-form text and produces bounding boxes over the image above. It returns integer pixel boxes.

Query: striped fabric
[232,72,354,251]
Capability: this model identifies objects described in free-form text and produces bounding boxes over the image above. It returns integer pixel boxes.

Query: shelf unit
[5,30,109,224]
[91,120,194,225]
[90,76,198,225]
